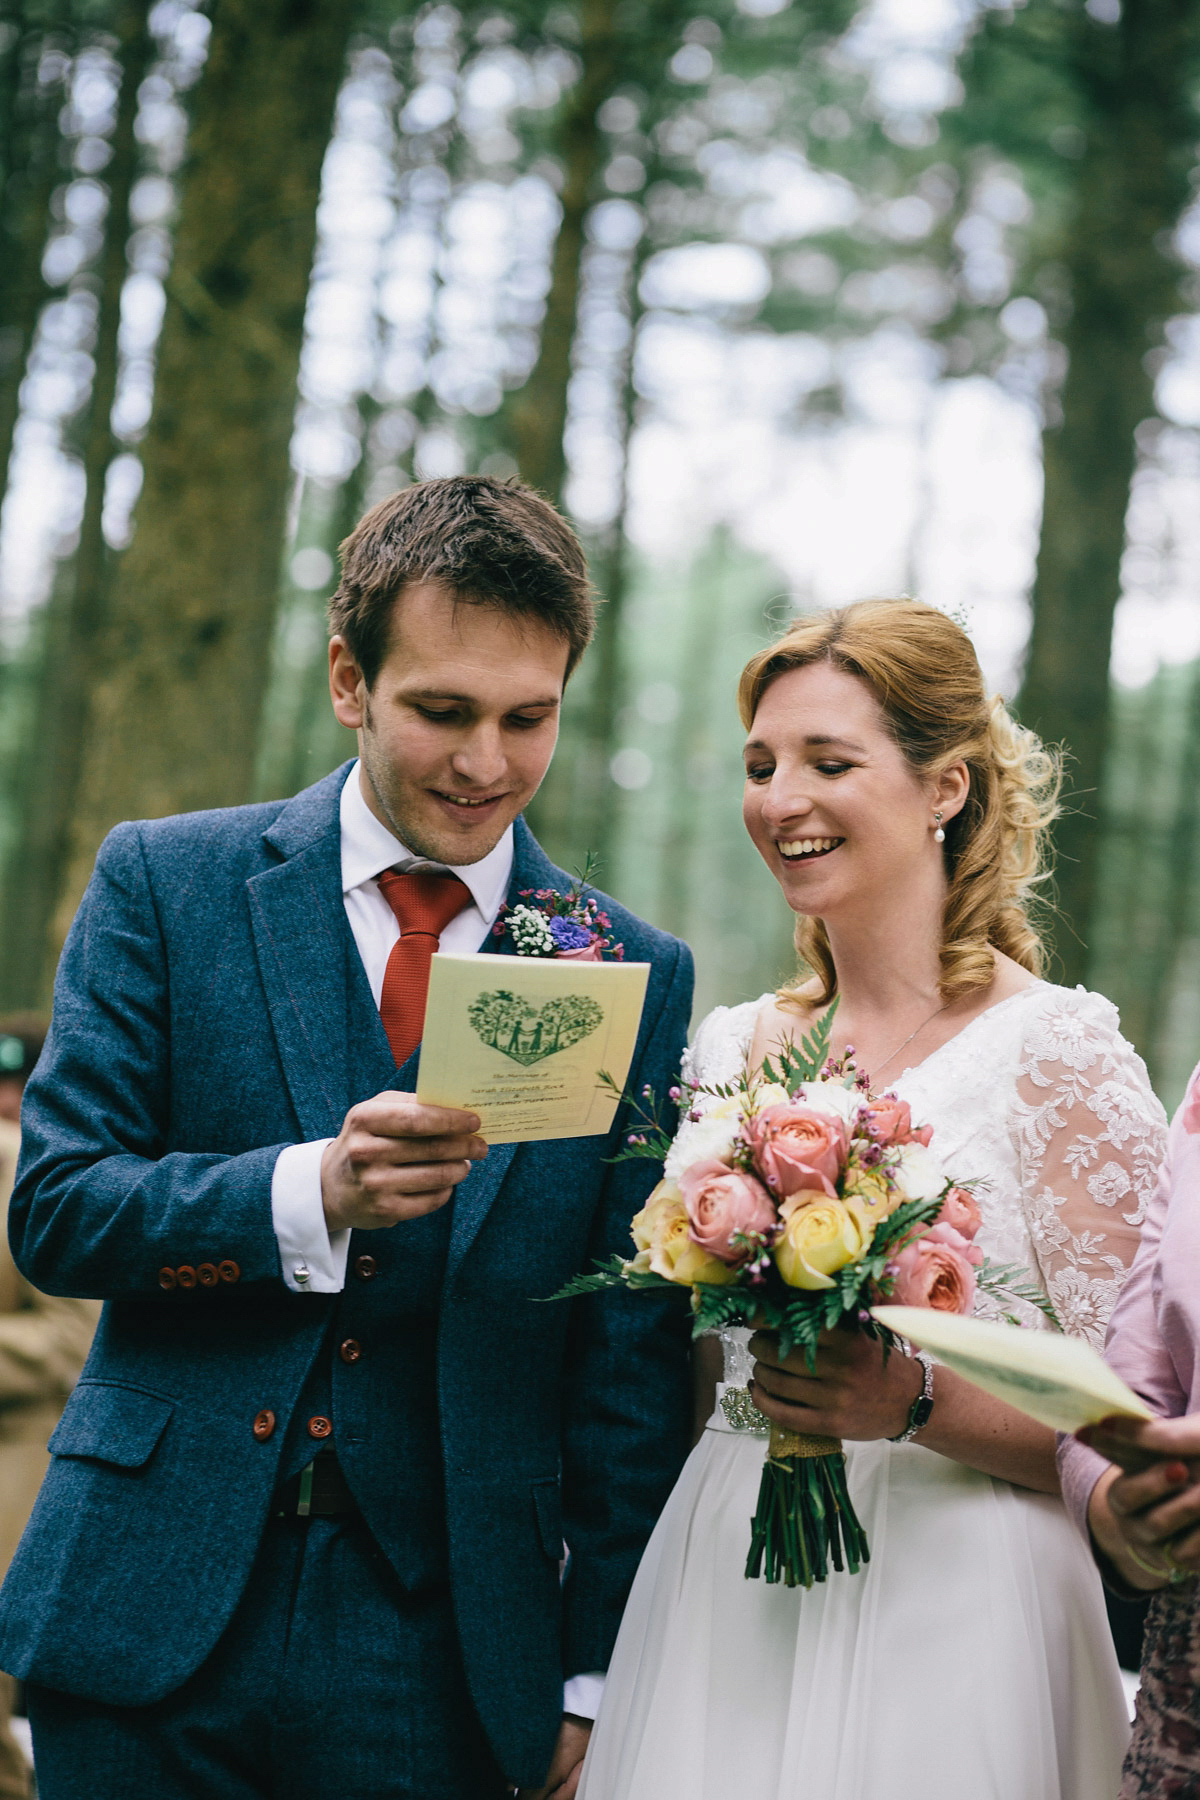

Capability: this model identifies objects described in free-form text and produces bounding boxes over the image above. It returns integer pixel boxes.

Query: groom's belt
[272,1452,358,1519]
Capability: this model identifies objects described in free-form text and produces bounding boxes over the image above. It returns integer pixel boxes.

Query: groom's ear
[329,636,367,730]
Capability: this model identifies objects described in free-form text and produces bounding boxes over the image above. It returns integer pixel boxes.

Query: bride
[577,600,1166,1800]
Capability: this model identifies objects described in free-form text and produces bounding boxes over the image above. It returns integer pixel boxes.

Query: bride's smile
[741,657,963,929]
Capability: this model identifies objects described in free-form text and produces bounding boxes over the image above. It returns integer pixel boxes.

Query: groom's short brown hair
[328,476,595,689]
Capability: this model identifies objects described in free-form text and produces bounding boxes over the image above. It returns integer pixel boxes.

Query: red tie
[376,869,473,1067]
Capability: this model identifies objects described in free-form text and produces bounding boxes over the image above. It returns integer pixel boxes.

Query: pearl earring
[933,812,945,844]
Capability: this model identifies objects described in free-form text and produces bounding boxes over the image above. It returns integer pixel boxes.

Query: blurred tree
[0,0,71,493]
[0,0,151,1008]
[46,0,360,976]
[507,0,619,502]
[951,0,1200,983]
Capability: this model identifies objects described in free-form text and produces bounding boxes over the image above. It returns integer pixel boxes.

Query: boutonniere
[492,856,625,961]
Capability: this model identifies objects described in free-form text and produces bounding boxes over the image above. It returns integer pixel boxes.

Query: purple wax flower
[549,915,593,951]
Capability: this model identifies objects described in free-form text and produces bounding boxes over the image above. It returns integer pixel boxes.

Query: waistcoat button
[218,1260,240,1284]
[158,1268,177,1290]
[197,1263,218,1287]
[252,1409,276,1442]
[307,1415,333,1440]
[354,1254,377,1280]
[339,1339,362,1365]
[176,1265,197,1289]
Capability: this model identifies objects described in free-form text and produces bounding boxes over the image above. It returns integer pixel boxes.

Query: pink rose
[864,1096,934,1146]
[556,942,604,961]
[890,1220,981,1314]
[939,1185,983,1240]
[678,1159,777,1265]
[745,1102,847,1198]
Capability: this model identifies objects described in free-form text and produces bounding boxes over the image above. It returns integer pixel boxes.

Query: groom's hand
[321,1092,487,1231]
[512,1715,591,1800]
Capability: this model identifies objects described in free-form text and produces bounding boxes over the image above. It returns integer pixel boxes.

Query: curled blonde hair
[737,599,1061,1006]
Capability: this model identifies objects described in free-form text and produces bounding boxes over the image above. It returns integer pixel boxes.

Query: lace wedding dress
[578,981,1166,1800]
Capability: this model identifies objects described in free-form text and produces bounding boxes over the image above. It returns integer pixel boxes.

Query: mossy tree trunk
[0,0,69,492]
[48,0,358,976]
[1016,0,1199,984]
[508,0,617,504]
[0,0,152,1008]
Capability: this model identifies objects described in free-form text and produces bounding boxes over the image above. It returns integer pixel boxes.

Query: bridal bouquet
[555,1009,1046,1589]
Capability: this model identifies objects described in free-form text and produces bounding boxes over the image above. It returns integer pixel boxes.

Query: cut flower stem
[745,1425,870,1588]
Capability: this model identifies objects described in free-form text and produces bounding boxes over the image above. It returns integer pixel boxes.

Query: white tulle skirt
[578,1408,1129,1800]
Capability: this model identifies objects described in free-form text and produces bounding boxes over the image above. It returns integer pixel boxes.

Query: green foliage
[761,1001,838,1093]
[977,1258,1063,1331]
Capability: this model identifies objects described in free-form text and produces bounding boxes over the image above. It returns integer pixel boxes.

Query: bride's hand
[748,1328,924,1442]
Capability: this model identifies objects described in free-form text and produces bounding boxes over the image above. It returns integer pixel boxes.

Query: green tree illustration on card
[467,990,605,1066]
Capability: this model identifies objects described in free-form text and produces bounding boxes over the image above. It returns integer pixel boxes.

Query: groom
[0,477,694,1798]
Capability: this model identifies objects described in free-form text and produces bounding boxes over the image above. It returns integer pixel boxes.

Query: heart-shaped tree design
[467,990,605,1066]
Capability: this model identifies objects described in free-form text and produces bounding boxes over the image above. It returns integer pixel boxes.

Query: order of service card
[870,1305,1152,1435]
[416,952,651,1144]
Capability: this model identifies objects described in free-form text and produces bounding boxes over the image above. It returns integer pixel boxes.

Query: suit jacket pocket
[532,1476,563,1562]
[48,1380,174,1469]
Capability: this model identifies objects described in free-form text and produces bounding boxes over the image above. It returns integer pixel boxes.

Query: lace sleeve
[1013,989,1166,1348]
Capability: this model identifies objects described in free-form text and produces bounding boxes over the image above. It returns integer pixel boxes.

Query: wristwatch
[888,1349,935,1443]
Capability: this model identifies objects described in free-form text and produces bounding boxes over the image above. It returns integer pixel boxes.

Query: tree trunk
[51,0,358,966]
[1016,0,1197,984]
[0,0,152,1008]
[508,0,616,503]
[0,3,69,492]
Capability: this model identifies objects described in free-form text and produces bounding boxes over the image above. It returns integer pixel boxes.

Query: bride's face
[742,660,950,921]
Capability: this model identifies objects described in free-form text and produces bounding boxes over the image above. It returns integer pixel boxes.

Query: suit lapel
[247,766,354,1141]
[444,817,570,1284]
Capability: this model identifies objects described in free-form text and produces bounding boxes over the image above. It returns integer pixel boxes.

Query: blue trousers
[27,1513,508,1799]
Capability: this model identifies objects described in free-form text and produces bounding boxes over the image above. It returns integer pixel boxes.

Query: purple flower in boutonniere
[549,917,602,960]
[495,859,625,961]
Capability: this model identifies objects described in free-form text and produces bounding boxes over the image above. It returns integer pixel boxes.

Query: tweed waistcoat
[276,911,454,1589]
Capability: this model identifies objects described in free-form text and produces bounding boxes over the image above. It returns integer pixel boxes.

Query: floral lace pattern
[678,983,1166,1378]
[1013,988,1163,1346]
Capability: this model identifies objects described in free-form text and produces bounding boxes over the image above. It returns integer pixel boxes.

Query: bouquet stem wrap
[745,1424,870,1589]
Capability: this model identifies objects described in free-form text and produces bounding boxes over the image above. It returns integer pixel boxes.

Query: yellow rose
[631,1179,683,1251]
[842,1168,895,1236]
[669,1240,740,1287]
[774,1197,868,1289]
[629,1184,738,1286]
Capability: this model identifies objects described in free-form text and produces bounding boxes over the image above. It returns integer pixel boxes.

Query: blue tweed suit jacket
[0,763,694,1786]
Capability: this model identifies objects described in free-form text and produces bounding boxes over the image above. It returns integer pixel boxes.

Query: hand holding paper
[870,1305,1153,1436]
[416,952,650,1143]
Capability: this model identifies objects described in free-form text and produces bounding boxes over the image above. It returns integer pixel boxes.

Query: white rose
[793,1079,862,1128]
[891,1141,946,1203]
[665,1093,742,1178]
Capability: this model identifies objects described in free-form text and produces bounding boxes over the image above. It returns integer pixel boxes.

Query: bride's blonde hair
[737,599,1061,1006]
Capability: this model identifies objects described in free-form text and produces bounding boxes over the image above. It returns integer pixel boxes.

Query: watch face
[912,1396,934,1429]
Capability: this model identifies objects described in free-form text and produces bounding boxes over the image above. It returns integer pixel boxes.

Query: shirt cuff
[271,1140,349,1293]
[563,1673,605,1721]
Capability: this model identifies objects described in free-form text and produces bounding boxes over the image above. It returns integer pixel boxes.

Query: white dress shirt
[270,761,513,1293]
[268,764,604,1719]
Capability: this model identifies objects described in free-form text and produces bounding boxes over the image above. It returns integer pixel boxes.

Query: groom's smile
[329,578,571,867]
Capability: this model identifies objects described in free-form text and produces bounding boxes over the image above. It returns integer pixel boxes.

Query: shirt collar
[340,761,514,928]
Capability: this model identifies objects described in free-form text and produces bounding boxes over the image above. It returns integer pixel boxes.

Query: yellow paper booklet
[416,952,651,1144]
[870,1305,1152,1434]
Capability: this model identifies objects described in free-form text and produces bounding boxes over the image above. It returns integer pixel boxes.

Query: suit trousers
[26,1512,508,1799]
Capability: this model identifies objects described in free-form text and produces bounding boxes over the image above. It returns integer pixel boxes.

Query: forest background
[1,0,1200,1102]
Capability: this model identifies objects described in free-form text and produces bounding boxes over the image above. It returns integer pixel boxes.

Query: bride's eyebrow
[804,734,865,753]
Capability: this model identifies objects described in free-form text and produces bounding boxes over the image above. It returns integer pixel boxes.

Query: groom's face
[329,580,569,866]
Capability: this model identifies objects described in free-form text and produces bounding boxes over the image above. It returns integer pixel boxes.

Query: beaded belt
[708,1382,769,1437]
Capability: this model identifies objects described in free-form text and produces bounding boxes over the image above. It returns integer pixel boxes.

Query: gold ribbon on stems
[767,1423,841,1462]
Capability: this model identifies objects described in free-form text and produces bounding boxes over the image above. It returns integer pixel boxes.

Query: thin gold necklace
[868,1001,952,1082]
